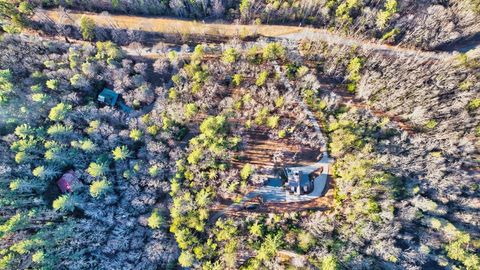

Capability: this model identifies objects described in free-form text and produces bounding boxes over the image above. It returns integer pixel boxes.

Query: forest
[0,0,479,270]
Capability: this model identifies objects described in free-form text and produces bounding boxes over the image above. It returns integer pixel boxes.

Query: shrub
[89,179,111,198]
[278,130,286,138]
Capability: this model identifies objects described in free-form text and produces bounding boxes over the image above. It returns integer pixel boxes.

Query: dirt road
[33,9,467,61]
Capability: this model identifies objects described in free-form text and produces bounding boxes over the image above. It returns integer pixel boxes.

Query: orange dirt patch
[232,127,321,169]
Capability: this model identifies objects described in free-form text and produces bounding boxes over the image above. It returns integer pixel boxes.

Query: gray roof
[286,169,310,188]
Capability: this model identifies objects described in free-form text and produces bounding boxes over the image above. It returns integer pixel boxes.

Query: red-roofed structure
[57,170,79,193]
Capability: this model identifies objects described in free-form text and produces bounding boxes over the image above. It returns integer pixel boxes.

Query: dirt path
[33,9,462,61]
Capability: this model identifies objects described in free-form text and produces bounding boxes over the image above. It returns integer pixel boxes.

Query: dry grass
[41,10,303,39]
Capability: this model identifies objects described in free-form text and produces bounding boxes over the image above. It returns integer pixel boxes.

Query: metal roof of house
[98,88,119,106]
[286,169,310,188]
[57,170,79,193]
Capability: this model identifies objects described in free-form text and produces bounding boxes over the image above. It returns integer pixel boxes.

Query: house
[98,88,119,107]
[57,170,80,193]
[98,88,133,113]
[285,168,312,195]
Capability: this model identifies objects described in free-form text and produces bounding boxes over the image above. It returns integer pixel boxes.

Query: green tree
[262,42,285,61]
[321,255,340,270]
[178,250,194,267]
[148,209,164,229]
[48,103,72,122]
[95,41,123,62]
[31,250,45,264]
[129,128,143,141]
[246,45,262,64]
[222,48,239,64]
[266,116,280,129]
[0,69,13,102]
[347,57,363,93]
[32,166,58,180]
[52,195,76,212]
[112,145,131,161]
[425,119,437,129]
[240,163,254,180]
[249,221,263,237]
[232,74,243,86]
[239,0,251,20]
[467,98,480,111]
[0,212,28,236]
[89,179,111,198]
[199,115,227,139]
[195,189,212,207]
[187,148,203,165]
[79,15,95,41]
[87,162,108,177]
[376,0,398,29]
[0,1,32,33]
[46,79,58,90]
[184,103,199,119]
[256,71,269,86]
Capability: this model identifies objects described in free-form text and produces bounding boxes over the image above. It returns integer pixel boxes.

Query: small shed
[57,170,80,193]
[98,88,119,106]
